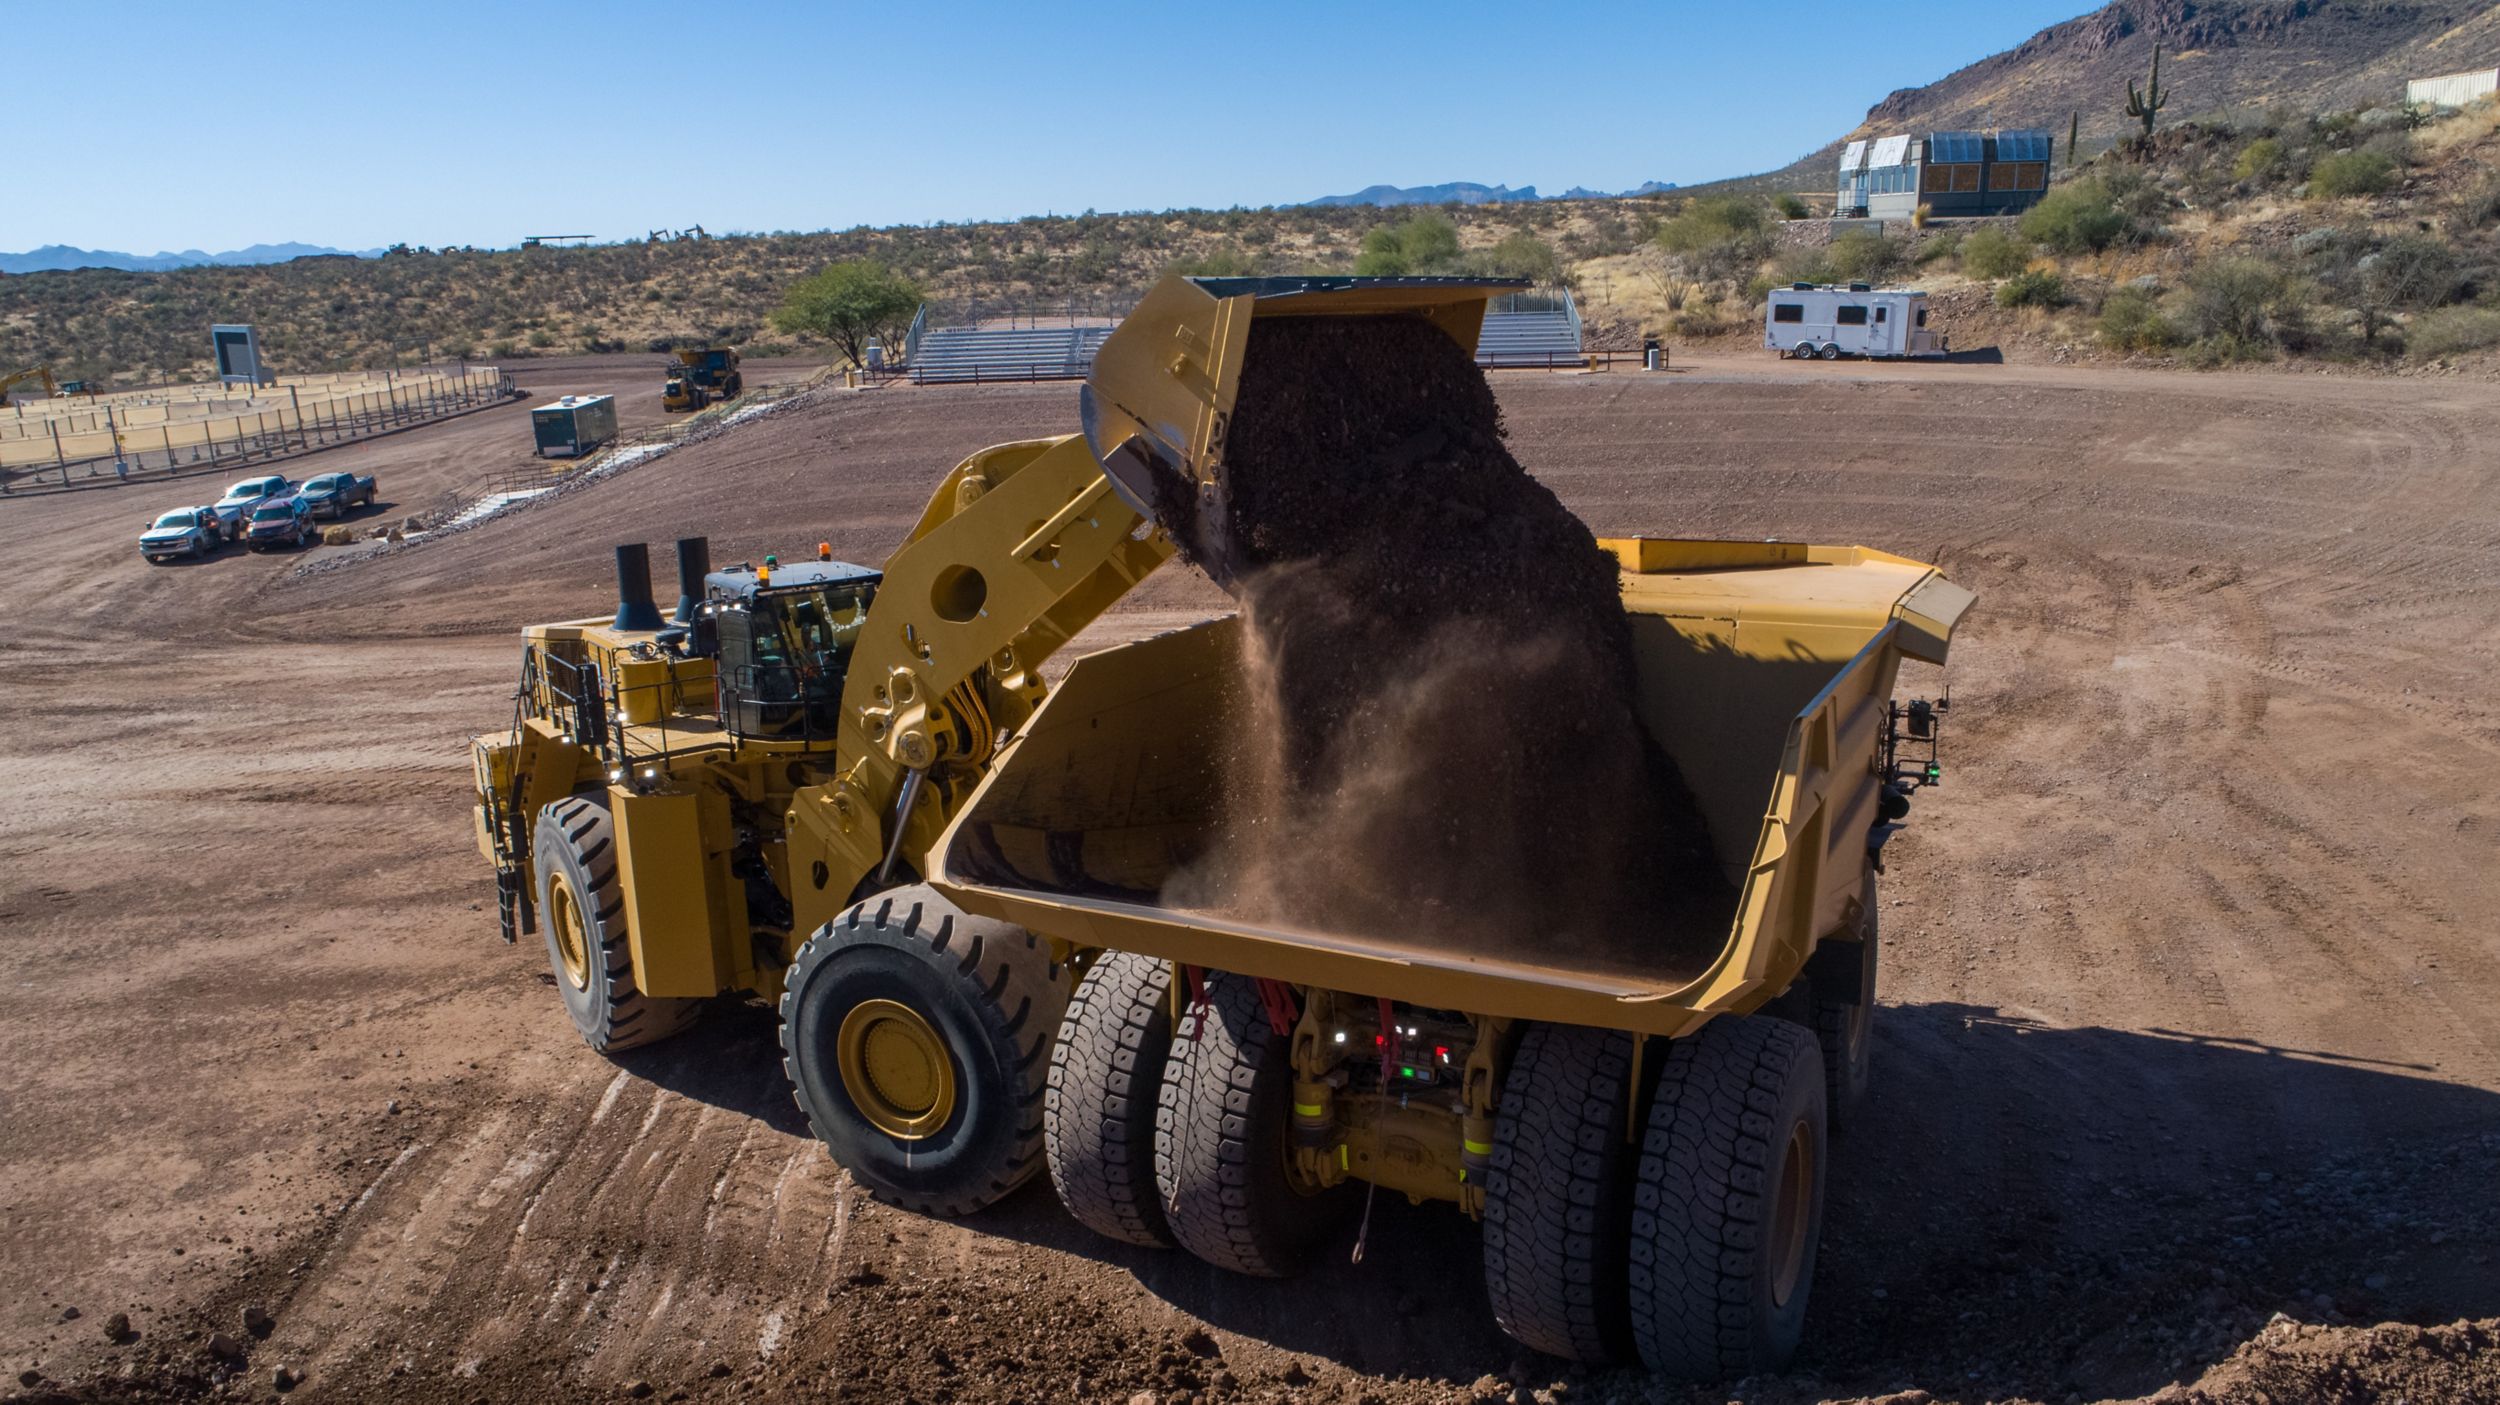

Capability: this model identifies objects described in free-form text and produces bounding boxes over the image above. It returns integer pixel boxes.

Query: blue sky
[11,0,2091,253]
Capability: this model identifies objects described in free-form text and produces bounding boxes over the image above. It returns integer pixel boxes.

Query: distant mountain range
[1300,179,1677,208]
[0,242,382,275]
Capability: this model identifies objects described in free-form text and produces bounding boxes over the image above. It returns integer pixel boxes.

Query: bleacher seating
[1474,307,1586,368]
[910,325,1113,385]
[905,289,1585,383]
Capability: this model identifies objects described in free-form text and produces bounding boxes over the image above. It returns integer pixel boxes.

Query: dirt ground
[2,351,2495,1404]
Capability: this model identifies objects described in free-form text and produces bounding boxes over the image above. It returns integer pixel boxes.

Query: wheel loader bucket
[1079,274,1527,587]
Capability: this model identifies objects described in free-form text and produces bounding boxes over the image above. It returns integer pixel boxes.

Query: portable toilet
[531,394,619,459]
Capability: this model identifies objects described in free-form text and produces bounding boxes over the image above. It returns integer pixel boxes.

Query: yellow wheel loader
[472,273,1973,1375]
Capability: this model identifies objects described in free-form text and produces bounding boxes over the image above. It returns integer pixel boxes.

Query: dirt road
[2,356,2495,1403]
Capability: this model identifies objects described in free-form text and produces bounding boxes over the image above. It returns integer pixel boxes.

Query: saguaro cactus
[2125,43,2170,136]
[2067,111,2080,167]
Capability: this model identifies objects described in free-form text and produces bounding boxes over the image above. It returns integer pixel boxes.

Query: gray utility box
[531,395,618,458]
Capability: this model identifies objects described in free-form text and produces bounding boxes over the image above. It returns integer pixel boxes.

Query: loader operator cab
[695,558,880,740]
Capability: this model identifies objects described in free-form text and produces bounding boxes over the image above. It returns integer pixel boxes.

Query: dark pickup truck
[243,495,314,551]
[297,471,377,519]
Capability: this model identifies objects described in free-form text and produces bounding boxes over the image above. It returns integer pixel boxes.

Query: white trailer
[1765,284,1946,360]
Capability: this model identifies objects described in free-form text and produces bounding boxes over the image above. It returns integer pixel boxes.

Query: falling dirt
[1157,316,1726,963]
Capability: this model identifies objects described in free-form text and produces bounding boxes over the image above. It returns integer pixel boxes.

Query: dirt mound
[2172,1315,2500,1403]
[1161,315,1725,960]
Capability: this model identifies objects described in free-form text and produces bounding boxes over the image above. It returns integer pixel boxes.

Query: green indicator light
[1400,1066,1416,1079]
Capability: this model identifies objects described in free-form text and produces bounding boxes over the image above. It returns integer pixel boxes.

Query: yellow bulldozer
[471,273,1971,1377]
[660,346,743,412]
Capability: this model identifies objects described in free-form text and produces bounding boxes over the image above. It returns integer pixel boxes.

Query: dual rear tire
[1485,1016,1829,1378]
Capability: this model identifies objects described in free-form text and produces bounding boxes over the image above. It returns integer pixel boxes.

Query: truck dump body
[933,537,1970,1037]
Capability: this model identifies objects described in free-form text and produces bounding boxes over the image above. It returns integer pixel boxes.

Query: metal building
[2406,68,2498,110]
[1837,129,2054,220]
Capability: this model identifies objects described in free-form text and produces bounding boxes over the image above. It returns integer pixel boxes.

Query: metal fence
[0,367,518,496]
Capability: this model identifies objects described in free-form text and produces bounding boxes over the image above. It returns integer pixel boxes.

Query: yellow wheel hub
[547,873,592,991]
[1769,1121,1816,1308]
[837,999,956,1140]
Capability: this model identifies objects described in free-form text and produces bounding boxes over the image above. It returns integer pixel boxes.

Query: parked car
[139,506,223,563]
[297,471,377,519]
[242,495,314,551]
[210,475,292,534]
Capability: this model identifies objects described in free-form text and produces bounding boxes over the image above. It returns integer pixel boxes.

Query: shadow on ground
[615,997,2500,1399]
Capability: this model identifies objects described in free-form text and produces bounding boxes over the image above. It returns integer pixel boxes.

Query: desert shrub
[1655,197,1774,283]
[1773,193,1808,219]
[2405,306,2500,359]
[1960,226,2032,279]
[320,524,357,546]
[2182,333,2275,367]
[2020,179,2131,253]
[2233,136,2284,182]
[2098,285,2178,351]
[1655,196,1767,254]
[2310,150,2397,197]
[1994,269,2068,308]
[1772,247,1836,289]
[527,328,555,348]
[1475,231,1565,283]
[2325,232,2463,344]
[2182,257,2296,351]
[1827,229,1904,283]
[1914,230,1963,265]
[1168,244,1263,277]
[2451,173,2500,232]
[1354,211,1462,275]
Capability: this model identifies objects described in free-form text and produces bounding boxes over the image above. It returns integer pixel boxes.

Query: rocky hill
[1717,0,2500,194]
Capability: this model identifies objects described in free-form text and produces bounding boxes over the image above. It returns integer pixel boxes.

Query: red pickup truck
[243,495,314,551]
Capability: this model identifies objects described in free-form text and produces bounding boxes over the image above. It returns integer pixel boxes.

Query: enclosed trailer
[1765,284,1945,360]
[531,395,618,458]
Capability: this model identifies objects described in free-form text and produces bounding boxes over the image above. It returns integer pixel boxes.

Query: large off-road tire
[1154,970,1354,1276]
[1483,1022,1640,1363]
[780,887,1070,1216]
[1045,950,1177,1248]
[1810,875,1878,1116]
[533,794,700,1052]
[1628,1015,1828,1380]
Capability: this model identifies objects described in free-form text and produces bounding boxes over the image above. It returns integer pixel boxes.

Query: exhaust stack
[613,543,664,631]
[673,535,711,623]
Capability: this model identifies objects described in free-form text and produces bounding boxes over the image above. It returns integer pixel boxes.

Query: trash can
[1643,337,1662,372]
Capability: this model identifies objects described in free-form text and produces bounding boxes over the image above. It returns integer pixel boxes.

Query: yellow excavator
[0,365,61,402]
[473,273,1971,1378]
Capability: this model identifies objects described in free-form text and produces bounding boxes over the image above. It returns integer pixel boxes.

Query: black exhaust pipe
[673,535,711,624]
[613,543,663,631]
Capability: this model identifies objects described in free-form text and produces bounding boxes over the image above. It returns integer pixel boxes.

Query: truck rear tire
[1628,1015,1828,1380]
[780,887,1069,1217]
[533,795,700,1053]
[1483,1023,1639,1364]
[1154,970,1353,1276]
[1045,950,1177,1248]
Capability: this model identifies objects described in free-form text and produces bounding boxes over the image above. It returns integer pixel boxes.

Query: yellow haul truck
[472,274,1971,1378]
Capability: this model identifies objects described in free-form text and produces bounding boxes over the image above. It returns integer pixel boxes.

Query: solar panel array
[1994,129,2053,162]
[1869,134,1914,168]
[1929,131,1985,164]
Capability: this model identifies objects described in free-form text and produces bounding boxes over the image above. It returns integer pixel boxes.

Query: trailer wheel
[1810,875,1878,1116]
[1794,341,1819,360]
[1483,1023,1640,1363]
[533,795,700,1053]
[1628,1016,1828,1380]
[1155,969,1354,1276]
[1045,950,1177,1248]
[781,886,1069,1216]
[1818,342,1842,361]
